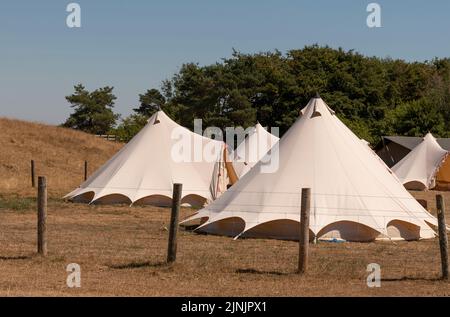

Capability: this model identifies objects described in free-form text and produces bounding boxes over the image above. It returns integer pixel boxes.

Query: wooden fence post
[31,160,35,188]
[84,161,88,181]
[298,188,311,274]
[436,195,448,280]
[37,176,48,256]
[167,183,182,263]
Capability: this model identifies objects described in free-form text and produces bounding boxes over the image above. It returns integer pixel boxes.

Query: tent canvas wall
[233,123,280,178]
[64,111,228,207]
[375,136,450,168]
[392,133,450,191]
[183,96,437,242]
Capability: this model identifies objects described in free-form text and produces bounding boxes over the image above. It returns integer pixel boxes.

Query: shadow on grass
[235,268,291,276]
[108,261,169,270]
[0,255,32,261]
[182,224,201,232]
[382,276,444,282]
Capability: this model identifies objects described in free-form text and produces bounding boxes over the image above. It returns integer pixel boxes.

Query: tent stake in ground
[37,176,48,256]
[436,195,449,280]
[167,183,182,263]
[298,188,311,274]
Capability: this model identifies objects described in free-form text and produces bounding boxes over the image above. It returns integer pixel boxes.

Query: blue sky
[1,0,449,124]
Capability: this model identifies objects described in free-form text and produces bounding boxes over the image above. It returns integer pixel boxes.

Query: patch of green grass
[0,195,35,211]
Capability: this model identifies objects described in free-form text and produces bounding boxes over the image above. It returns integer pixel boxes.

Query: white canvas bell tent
[182,96,438,242]
[392,133,450,191]
[233,123,280,178]
[64,111,228,207]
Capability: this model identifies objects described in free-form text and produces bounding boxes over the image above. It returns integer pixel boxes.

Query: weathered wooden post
[167,183,182,263]
[37,176,48,256]
[84,161,88,181]
[298,188,311,274]
[31,160,35,188]
[436,195,448,280]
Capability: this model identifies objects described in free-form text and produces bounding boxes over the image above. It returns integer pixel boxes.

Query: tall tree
[133,89,166,117]
[162,46,450,144]
[387,98,447,137]
[115,114,148,142]
[63,84,119,134]
[114,46,450,144]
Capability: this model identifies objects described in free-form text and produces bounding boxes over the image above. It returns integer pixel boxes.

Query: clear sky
[1,0,450,124]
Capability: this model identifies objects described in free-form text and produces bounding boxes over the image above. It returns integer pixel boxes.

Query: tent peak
[314,92,321,99]
[255,122,267,130]
[153,111,162,125]
[424,132,438,143]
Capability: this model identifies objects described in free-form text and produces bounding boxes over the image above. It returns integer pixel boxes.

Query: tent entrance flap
[224,148,239,185]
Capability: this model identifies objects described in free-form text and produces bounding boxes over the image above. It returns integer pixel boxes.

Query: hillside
[0,118,123,197]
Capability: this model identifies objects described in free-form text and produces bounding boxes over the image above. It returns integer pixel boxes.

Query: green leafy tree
[161,46,450,144]
[133,89,166,117]
[387,98,447,137]
[96,46,450,144]
[115,114,149,142]
[63,84,119,134]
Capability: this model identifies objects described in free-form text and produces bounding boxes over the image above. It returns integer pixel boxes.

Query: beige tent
[64,111,228,207]
[392,133,450,191]
[183,96,438,242]
[233,123,280,178]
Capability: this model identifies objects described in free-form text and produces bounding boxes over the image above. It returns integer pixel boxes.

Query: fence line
[68,186,423,201]
[95,134,122,142]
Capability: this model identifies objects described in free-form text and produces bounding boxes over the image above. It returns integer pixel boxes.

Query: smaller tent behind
[392,133,450,191]
[233,123,280,178]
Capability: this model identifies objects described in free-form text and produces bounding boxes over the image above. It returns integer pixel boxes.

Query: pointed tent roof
[381,136,450,151]
[64,111,225,206]
[183,97,437,241]
[233,123,280,178]
[392,133,450,190]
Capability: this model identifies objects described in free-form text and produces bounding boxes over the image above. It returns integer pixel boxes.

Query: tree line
[63,45,450,145]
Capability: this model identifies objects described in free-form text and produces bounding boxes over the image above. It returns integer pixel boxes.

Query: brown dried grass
[0,117,122,198]
[0,192,448,297]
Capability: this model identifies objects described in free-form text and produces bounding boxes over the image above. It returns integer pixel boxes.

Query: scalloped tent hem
[68,191,208,208]
[184,216,435,242]
[404,181,428,191]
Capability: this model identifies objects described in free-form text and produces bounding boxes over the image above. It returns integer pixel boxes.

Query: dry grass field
[0,118,449,296]
[0,192,449,297]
